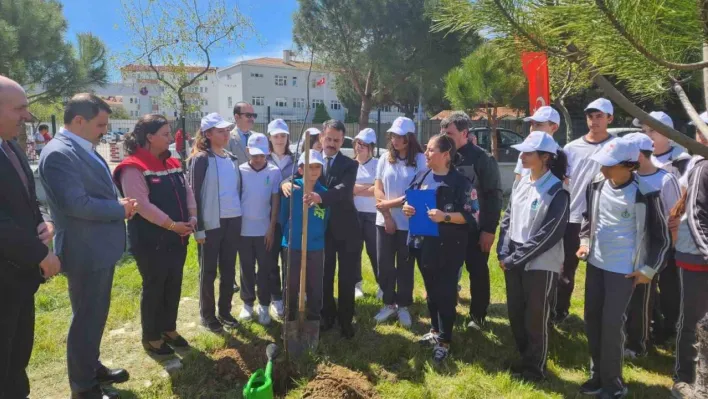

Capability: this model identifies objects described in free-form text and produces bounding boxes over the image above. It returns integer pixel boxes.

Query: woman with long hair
[353,128,379,299]
[188,113,243,333]
[113,114,196,355]
[374,117,426,328]
[496,131,569,381]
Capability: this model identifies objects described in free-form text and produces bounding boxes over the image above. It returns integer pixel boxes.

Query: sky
[61,0,299,79]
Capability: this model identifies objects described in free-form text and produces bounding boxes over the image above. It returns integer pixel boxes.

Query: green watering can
[243,344,279,399]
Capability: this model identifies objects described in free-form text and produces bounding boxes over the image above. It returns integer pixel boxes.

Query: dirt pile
[212,348,252,382]
[302,364,379,399]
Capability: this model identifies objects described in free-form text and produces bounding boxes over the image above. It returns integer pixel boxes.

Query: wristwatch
[444,213,451,223]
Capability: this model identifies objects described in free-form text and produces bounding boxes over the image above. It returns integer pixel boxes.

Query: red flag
[521,52,550,114]
[316,76,326,87]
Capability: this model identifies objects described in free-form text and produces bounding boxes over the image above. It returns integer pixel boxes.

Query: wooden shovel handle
[298,132,311,325]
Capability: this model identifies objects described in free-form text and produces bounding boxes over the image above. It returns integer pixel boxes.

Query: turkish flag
[521,52,550,113]
[316,77,326,87]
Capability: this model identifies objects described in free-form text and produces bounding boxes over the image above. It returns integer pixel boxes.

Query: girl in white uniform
[353,128,379,299]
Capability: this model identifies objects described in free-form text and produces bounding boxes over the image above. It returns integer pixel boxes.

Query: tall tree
[0,0,109,104]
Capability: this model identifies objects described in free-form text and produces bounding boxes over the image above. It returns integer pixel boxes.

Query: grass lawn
[28,239,675,398]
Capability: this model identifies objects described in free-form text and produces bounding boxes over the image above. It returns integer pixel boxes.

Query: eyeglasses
[237,112,258,119]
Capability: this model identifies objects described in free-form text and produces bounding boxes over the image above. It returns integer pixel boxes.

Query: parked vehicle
[289,136,387,158]
[467,127,525,163]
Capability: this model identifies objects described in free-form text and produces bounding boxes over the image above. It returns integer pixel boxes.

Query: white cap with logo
[387,117,415,136]
[201,113,234,131]
[632,111,674,129]
[267,119,289,135]
[355,128,377,144]
[298,149,325,166]
[584,98,614,116]
[623,132,654,152]
[523,106,561,125]
[590,137,639,166]
[247,133,270,156]
[512,131,559,154]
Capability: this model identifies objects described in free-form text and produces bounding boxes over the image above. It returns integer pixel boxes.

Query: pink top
[119,166,197,226]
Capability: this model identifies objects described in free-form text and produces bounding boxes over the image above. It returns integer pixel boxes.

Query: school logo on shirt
[531,199,540,211]
[621,209,631,219]
[313,205,326,220]
[266,175,270,185]
[444,203,454,212]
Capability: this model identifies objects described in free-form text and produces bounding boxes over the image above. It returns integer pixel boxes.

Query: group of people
[1,68,708,399]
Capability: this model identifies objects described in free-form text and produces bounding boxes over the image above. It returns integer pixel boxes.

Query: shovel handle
[298,133,311,325]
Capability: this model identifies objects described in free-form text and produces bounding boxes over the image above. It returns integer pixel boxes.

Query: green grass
[29,239,675,398]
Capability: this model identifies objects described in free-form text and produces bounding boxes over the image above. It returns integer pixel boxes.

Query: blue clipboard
[406,189,439,237]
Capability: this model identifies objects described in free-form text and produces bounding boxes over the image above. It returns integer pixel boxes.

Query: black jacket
[0,139,49,294]
[455,143,503,235]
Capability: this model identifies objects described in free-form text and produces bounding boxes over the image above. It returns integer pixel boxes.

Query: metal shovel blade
[284,319,320,359]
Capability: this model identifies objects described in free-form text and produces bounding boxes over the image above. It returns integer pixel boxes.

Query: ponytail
[538,150,568,181]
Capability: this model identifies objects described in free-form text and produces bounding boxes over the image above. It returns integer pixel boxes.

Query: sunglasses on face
[237,112,258,119]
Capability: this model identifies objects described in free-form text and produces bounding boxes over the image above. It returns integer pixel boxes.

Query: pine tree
[312,103,331,123]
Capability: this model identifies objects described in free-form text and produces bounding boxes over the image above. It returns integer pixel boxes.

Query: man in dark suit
[285,120,361,338]
[0,75,61,399]
[39,94,138,399]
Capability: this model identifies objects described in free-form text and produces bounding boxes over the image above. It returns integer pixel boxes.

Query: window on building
[252,96,265,106]
[129,98,134,104]
[312,99,324,108]
[330,100,342,110]
[292,77,298,87]
[199,87,203,93]
[293,98,305,108]
[228,97,233,108]
[227,74,232,80]
[275,75,287,86]
[275,97,287,107]
[204,87,208,93]
[205,100,208,106]
[135,98,139,104]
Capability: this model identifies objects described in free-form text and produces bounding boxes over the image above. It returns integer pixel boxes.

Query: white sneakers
[238,304,254,321]
[397,307,412,328]
[270,300,285,319]
[376,288,384,300]
[373,304,412,328]
[354,282,365,299]
[256,304,271,325]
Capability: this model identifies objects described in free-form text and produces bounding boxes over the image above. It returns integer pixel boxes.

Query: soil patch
[302,364,380,399]
[212,348,252,382]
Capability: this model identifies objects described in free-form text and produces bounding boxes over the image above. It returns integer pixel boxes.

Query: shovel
[243,344,279,399]
[283,131,320,359]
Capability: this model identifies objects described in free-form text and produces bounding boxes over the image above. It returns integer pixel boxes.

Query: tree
[0,0,109,104]
[110,107,131,120]
[445,42,527,158]
[120,0,254,157]
[294,0,474,130]
[312,103,331,123]
[431,0,708,158]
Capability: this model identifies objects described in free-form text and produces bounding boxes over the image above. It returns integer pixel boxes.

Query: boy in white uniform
[514,106,561,179]
[633,111,690,181]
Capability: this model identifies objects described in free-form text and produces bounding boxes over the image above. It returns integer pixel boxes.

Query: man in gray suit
[39,94,138,399]
[228,101,260,164]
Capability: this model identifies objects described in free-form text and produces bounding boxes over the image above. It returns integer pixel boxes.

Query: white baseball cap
[201,113,234,131]
[355,128,377,144]
[623,132,654,152]
[512,131,559,154]
[267,119,289,135]
[387,117,415,136]
[523,106,561,125]
[306,127,321,136]
[584,98,614,116]
[632,111,674,129]
[298,149,325,166]
[689,111,708,125]
[247,133,270,156]
[591,137,639,166]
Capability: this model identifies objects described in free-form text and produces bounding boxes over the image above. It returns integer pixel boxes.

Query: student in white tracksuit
[633,111,691,182]
[497,131,569,382]
[623,133,681,356]
[577,138,670,398]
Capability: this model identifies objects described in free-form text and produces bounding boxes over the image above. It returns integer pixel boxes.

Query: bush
[312,103,331,123]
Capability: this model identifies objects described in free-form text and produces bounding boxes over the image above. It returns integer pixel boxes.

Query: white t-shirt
[375,152,428,230]
[215,154,242,218]
[636,169,681,217]
[34,132,46,150]
[587,181,637,275]
[239,163,282,236]
[354,157,378,213]
[564,135,617,223]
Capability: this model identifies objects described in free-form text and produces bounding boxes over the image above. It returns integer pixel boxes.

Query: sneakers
[355,282,364,299]
[374,305,397,323]
[270,300,285,319]
[256,304,271,326]
[671,382,695,399]
[599,385,628,399]
[203,319,224,333]
[467,316,485,331]
[579,376,603,395]
[623,348,646,359]
[418,331,439,347]
[432,343,449,363]
[216,313,239,329]
[397,307,412,328]
[375,287,383,300]
[238,304,254,321]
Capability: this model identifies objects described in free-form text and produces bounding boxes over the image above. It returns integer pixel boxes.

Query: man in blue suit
[39,94,138,399]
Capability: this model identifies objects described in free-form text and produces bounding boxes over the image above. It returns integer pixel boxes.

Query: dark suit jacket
[0,139,49,294]
[319,152,361,246]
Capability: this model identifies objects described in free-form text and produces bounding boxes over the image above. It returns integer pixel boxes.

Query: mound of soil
[302,364,380,399]
[212,348,252,382]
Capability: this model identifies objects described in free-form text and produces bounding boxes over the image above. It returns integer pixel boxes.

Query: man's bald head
[0,75,31,140]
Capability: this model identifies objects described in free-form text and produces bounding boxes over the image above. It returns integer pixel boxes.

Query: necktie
[325,157,332,178]
[2,141,29,194]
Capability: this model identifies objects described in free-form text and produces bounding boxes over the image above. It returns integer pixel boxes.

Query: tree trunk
[703,41,708,109]
[554,97,573,144]
[359,96,372,131]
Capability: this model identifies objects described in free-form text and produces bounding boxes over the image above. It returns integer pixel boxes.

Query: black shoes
[340,323,355,339]
[96,365,129,385]
[319,317,336,332]
[162,333,189,348]
[72,385,119,399]
[217,314,239,329]
[142,340,175,356]
[202,319,224,333]
[579,376,603,395]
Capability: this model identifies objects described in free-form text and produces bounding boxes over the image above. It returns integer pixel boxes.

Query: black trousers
[505,268,557,378]
[556,222,582,317]
[321,231,358,327]
[134,244,187,342]
[0,288,34,399]
[625,276,656,355]
[657,251,680,337]
[418,236,467,343]
[465,231,491,321]
[269,223,287,302]
[674,268,708,384]
[239,236,272,307]
[286,249,324,321]
[355,212,379,284]
[376,227,414,307]
[198,217,241,323]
